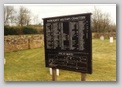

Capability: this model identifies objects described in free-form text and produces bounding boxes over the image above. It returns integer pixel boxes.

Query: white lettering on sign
[46,16,86,23]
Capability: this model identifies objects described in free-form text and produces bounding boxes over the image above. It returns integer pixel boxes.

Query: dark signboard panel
[43,13,92,74]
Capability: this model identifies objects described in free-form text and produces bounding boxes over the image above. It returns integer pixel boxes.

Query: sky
[4,4,116,25]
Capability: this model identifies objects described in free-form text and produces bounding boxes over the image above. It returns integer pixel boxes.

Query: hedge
[4,26,43,35]
[22,26,37,34]
[4,26,18,35]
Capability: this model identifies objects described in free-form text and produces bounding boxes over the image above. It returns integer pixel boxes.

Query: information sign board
[43,13,92,74]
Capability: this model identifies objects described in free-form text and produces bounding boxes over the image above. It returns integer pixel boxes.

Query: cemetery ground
[4,39,116,81]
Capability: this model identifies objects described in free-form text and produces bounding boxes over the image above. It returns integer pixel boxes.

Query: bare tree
[18,6,31,26]
[92,7,102,33]
[92,7,110,33]
[4,6,16,26]
[33,15,39,25]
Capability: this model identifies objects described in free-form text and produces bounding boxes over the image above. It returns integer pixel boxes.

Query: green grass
[4,39,116,81]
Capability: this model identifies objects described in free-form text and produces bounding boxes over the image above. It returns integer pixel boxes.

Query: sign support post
[81,73,86,81]
[52,68,57,81]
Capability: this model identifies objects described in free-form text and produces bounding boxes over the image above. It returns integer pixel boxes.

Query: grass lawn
[4,39,116,81]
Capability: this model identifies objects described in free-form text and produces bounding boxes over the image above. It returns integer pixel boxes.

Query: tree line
[92,7,116,33]
[4,6,116,36]
[92,7,116,38]
[4,6,39,26]
[4,6,43,35]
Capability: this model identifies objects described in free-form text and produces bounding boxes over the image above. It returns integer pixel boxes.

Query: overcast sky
[5,4,116,25]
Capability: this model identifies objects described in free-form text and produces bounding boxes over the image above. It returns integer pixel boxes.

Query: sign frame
[43,13,92,74]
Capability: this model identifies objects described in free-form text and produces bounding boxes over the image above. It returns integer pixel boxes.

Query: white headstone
[100,36,104,40]
[110,37,113,43]
[4,58,6,64]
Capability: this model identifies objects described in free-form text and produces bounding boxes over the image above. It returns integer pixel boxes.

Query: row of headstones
[100,36,114,43]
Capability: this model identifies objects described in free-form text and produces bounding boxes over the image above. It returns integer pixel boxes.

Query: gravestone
[100,36,104,40]
[110,37,113,43]
[4,58,6,64]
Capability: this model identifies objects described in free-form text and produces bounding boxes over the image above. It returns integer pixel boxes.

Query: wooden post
[52,68,57,81]
[81,73,86,81]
